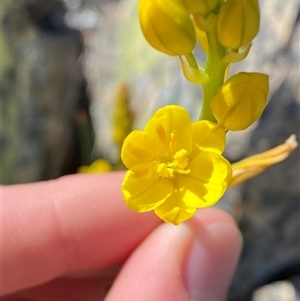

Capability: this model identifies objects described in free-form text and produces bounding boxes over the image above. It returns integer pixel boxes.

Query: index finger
[2,172,161,295]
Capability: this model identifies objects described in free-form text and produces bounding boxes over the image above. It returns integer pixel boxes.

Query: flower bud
[210,72,269,131]
[139,0,196,56]
[217,0,260,49]
[179,0,218,15]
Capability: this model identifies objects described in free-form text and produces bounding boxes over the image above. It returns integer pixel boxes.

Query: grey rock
[1,1,83,184]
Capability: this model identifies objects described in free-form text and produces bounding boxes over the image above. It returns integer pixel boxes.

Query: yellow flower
[139,0,196,56]
[217,0,260,49]
[121,105,231,225]
[78,159,112,173]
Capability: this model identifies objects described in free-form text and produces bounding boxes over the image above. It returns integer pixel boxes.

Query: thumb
[105,208,242,301]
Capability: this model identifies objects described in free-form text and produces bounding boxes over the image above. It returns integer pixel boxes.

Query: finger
[5,266,121,301]
[105,208,242,301]
[6,275,112,301]
[2,173,161,295]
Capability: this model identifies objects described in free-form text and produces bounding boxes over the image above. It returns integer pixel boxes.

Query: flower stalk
[117,0,298,225]
[200,22,228,122]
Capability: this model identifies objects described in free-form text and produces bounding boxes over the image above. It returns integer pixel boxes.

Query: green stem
[199,26,228,122]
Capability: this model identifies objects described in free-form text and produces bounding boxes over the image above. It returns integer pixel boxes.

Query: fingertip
[186,207,238,230]
[105,219,192,301]
[184,210,243,301]
[105,208,242,301]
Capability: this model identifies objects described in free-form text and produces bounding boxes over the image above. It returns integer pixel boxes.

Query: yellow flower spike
[113,83,134,149]
[121,105,231,225]
[179,56,209,84]
[139,0,196,56]
[179,0,218,15]
[78,159,112,174]
[217,0,260,49]
[230,135,298,187]
[210,72,269,131]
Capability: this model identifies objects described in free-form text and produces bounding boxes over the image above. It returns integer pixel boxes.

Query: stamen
[174,149,189,169]
[156,163,173,178]
[170,130,178,151]
[156,149,190,178]
[156,124,167,145]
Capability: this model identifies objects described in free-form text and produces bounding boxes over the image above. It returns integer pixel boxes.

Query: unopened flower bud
[217,0,260,49]
[210,72,269,131]
[139,0,196,56]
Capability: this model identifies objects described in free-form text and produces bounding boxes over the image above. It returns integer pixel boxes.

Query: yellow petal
[178,152,231,208]
[211,72,269,131]
[192,120,226,154]
[145,105,193,155]
[121,130,157,170]
[122,170,173,212]
[154,190,196,225]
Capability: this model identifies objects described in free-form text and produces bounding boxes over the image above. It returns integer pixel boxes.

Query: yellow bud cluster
[139,0,260,63]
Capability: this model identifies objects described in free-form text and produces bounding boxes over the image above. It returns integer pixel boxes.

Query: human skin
[1,172,242,301]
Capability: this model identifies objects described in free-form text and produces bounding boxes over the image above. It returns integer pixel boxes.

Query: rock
[252,281,299,301]
[1,1,84,183]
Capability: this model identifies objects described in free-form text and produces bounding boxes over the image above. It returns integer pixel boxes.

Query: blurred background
[1,0,299,300]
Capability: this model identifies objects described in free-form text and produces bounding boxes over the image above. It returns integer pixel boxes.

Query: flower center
[156,149,190,178]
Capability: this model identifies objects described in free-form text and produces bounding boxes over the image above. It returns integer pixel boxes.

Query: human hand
[1,172,242,301]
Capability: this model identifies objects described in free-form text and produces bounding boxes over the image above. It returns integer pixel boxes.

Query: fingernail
[184,223,242,301]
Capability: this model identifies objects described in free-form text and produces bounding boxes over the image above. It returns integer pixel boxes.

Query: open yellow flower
[121,105,232,225]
